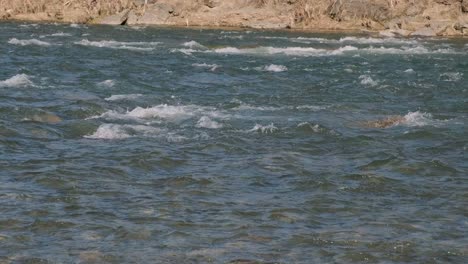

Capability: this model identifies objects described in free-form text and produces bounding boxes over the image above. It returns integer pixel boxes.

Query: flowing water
[0,22,467,263]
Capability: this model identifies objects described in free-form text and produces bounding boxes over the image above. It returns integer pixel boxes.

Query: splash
[105,94,143,101]
[75,39,160,51]
[196,116,223,129]
[8,38,52,46]
[0,74,34,88]
[249,123,279,134]
[257,64,288,72]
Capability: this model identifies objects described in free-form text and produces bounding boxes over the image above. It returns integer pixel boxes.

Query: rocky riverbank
[1,0,468,36]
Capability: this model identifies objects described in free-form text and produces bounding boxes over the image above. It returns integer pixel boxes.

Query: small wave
[249,123,279,134]
[338,36,418,45]
[105,94,143,101]
[0,74,34,88]
[192,63,219,71]
[85,124,160,139]
[213,45,358,56]
[70,23,86,28]
[256,64,288,72]
[297,122,326,133]
[296,105,329,111]
[367,111,445,128]
[439,72,463,82]
[196,116,223,129]
[8,38,52,46]
[173,48,197,55]
[401,111,437,127]
[219,35,244,40]
[91,104,226,122]
[98,80,115,88]
[404,69,415,73]
[183,41,207,49]
[40,32,72,38]
[362,46,455,54]
[262,36,417,45]
[235,104,283,111]
[359,75,378,86]
[75,39,159,51]
[225,44,456,56]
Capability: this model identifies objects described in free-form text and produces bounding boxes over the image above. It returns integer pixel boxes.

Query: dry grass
[0,0,135,16]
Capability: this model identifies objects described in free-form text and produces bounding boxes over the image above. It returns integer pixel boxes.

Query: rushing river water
[0,22,467,263]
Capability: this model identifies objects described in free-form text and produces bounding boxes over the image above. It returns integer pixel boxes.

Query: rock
[204,0,220,8]
[328,0,390,22]
[97,9,130,25]
[411,22,450,36]
[130,3,174,25]
[380,29,412,37]
[364,116,405,129]
[30,113,62,124]
[463,0,468,12]
[411,27,437,36]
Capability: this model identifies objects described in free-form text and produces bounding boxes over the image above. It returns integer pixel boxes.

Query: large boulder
[129,3,174,25]
[97,9,131,25]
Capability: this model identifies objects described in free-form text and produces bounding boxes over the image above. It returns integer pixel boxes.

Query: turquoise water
[0,22,467,263]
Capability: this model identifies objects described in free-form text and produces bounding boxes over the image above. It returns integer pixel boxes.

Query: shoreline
[1,0,467,38]
[0,20,413,39]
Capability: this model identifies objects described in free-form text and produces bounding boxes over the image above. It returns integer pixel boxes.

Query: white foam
[220,44,455,56]
[92,104,226,123]
[196,116,223,129]
[404,69,415,73]
[173,48,197,55]
[8,38,52,46]
[401,111,435,127]
[105,94,143,101]
[297,122,323,133]
[272,36,419,45]
[75,39,160,51]
[216,46,359,56]
[249,123,278,134]
[0,74,34,88]
[85,124,160,139]
[41,32,72,38]
[257,64,288,72]
[296,105,329,111]
[70,23,86,28]
[235,104,283,111]
[359,75,378,86]
[338,36,417,45]
[183,40,207,49]
[439,72,463,82]
[363,46,455,54]
[98,80,115,88]
[192,63,220,71]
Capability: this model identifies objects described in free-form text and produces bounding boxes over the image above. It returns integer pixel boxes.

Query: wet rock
[30,113,62,124]
[97,9,130,25]
[364,116,405,128]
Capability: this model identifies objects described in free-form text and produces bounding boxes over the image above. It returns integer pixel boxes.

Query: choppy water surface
[0,22,467,263]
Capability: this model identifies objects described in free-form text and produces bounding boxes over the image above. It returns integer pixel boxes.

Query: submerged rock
[364,116,405,129]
